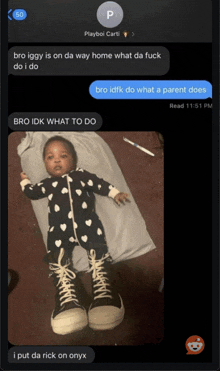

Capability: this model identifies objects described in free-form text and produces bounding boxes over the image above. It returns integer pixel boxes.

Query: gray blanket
[17,131,156,271]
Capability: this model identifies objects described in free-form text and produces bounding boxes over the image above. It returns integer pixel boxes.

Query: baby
[20,135,130,335]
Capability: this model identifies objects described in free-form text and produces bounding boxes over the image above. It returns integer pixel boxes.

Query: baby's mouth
[54,166,62,170]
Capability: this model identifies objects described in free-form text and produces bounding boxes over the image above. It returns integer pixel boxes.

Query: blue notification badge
[12,9,27,21]
[89,80,212,100]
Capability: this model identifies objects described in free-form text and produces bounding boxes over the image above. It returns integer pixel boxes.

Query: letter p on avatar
[107,10,114,19]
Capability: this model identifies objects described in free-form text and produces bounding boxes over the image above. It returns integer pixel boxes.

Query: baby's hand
[20,171,29,180]
[114,192,130,206]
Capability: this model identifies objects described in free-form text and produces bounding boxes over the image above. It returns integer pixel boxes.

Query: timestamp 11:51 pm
[169,103,212,109]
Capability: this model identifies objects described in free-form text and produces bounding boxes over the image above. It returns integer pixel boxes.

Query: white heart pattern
[85,219,92,226]
[55,240,62,247]
[74,222,78,229]
[87,180,93,186]
[97,228,102,235]
[80,181,85,187]
[68,176,73,182]
[52,181,58,188]
[68,211,72,219]
[69,237,75,242]
[76,189,82,196]
[41,187,46,194]
[82,202,87,209]
[98,184,102,189]
[61,187,68,194]
[81,235,88,242]
[48,193,53,201]
[49,226,54,232]
[60,224,67,231]
[54,204,60,212]
[38,182,43,186]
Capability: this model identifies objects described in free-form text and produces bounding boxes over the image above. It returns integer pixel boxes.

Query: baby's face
[44,141,75,177]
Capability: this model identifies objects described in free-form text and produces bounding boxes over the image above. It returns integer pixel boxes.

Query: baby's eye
[47,156,53,160]
[61,154,67,158]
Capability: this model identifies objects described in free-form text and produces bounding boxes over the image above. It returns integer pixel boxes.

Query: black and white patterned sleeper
[20,168,120,256]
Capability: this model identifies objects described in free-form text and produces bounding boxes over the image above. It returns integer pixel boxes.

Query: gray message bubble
[8,113,102,131]
[8,346,95,363]
[8,46,170,76]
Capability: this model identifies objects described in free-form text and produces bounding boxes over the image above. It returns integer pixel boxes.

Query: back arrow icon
[8,9,12,20]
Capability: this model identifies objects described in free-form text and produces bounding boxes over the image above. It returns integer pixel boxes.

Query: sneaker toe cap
[52,308,88,334]
[89,304,124,329]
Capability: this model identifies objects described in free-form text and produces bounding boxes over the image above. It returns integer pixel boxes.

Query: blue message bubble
[89,80,212,99]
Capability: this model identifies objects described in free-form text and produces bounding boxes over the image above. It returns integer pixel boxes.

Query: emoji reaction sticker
[123,31,130,38]
[186,336,205,355]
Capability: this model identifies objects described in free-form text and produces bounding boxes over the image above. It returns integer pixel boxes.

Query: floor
[8,131,164,346]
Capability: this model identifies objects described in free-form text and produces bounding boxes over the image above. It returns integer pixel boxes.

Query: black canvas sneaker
[47,248,88,335]
[88,246,124,330]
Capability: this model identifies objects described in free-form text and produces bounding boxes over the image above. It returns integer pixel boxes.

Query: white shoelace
[88,249,112,300]
[49,248,79,306]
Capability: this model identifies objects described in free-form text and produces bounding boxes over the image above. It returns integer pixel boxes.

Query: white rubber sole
[89,314,124,331]
[52,321,88,335]
[51,308,88,335]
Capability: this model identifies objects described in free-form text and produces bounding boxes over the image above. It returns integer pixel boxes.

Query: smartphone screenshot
[2,0,219,369]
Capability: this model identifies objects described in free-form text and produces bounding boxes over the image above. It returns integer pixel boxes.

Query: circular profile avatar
[186,336,205,355]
